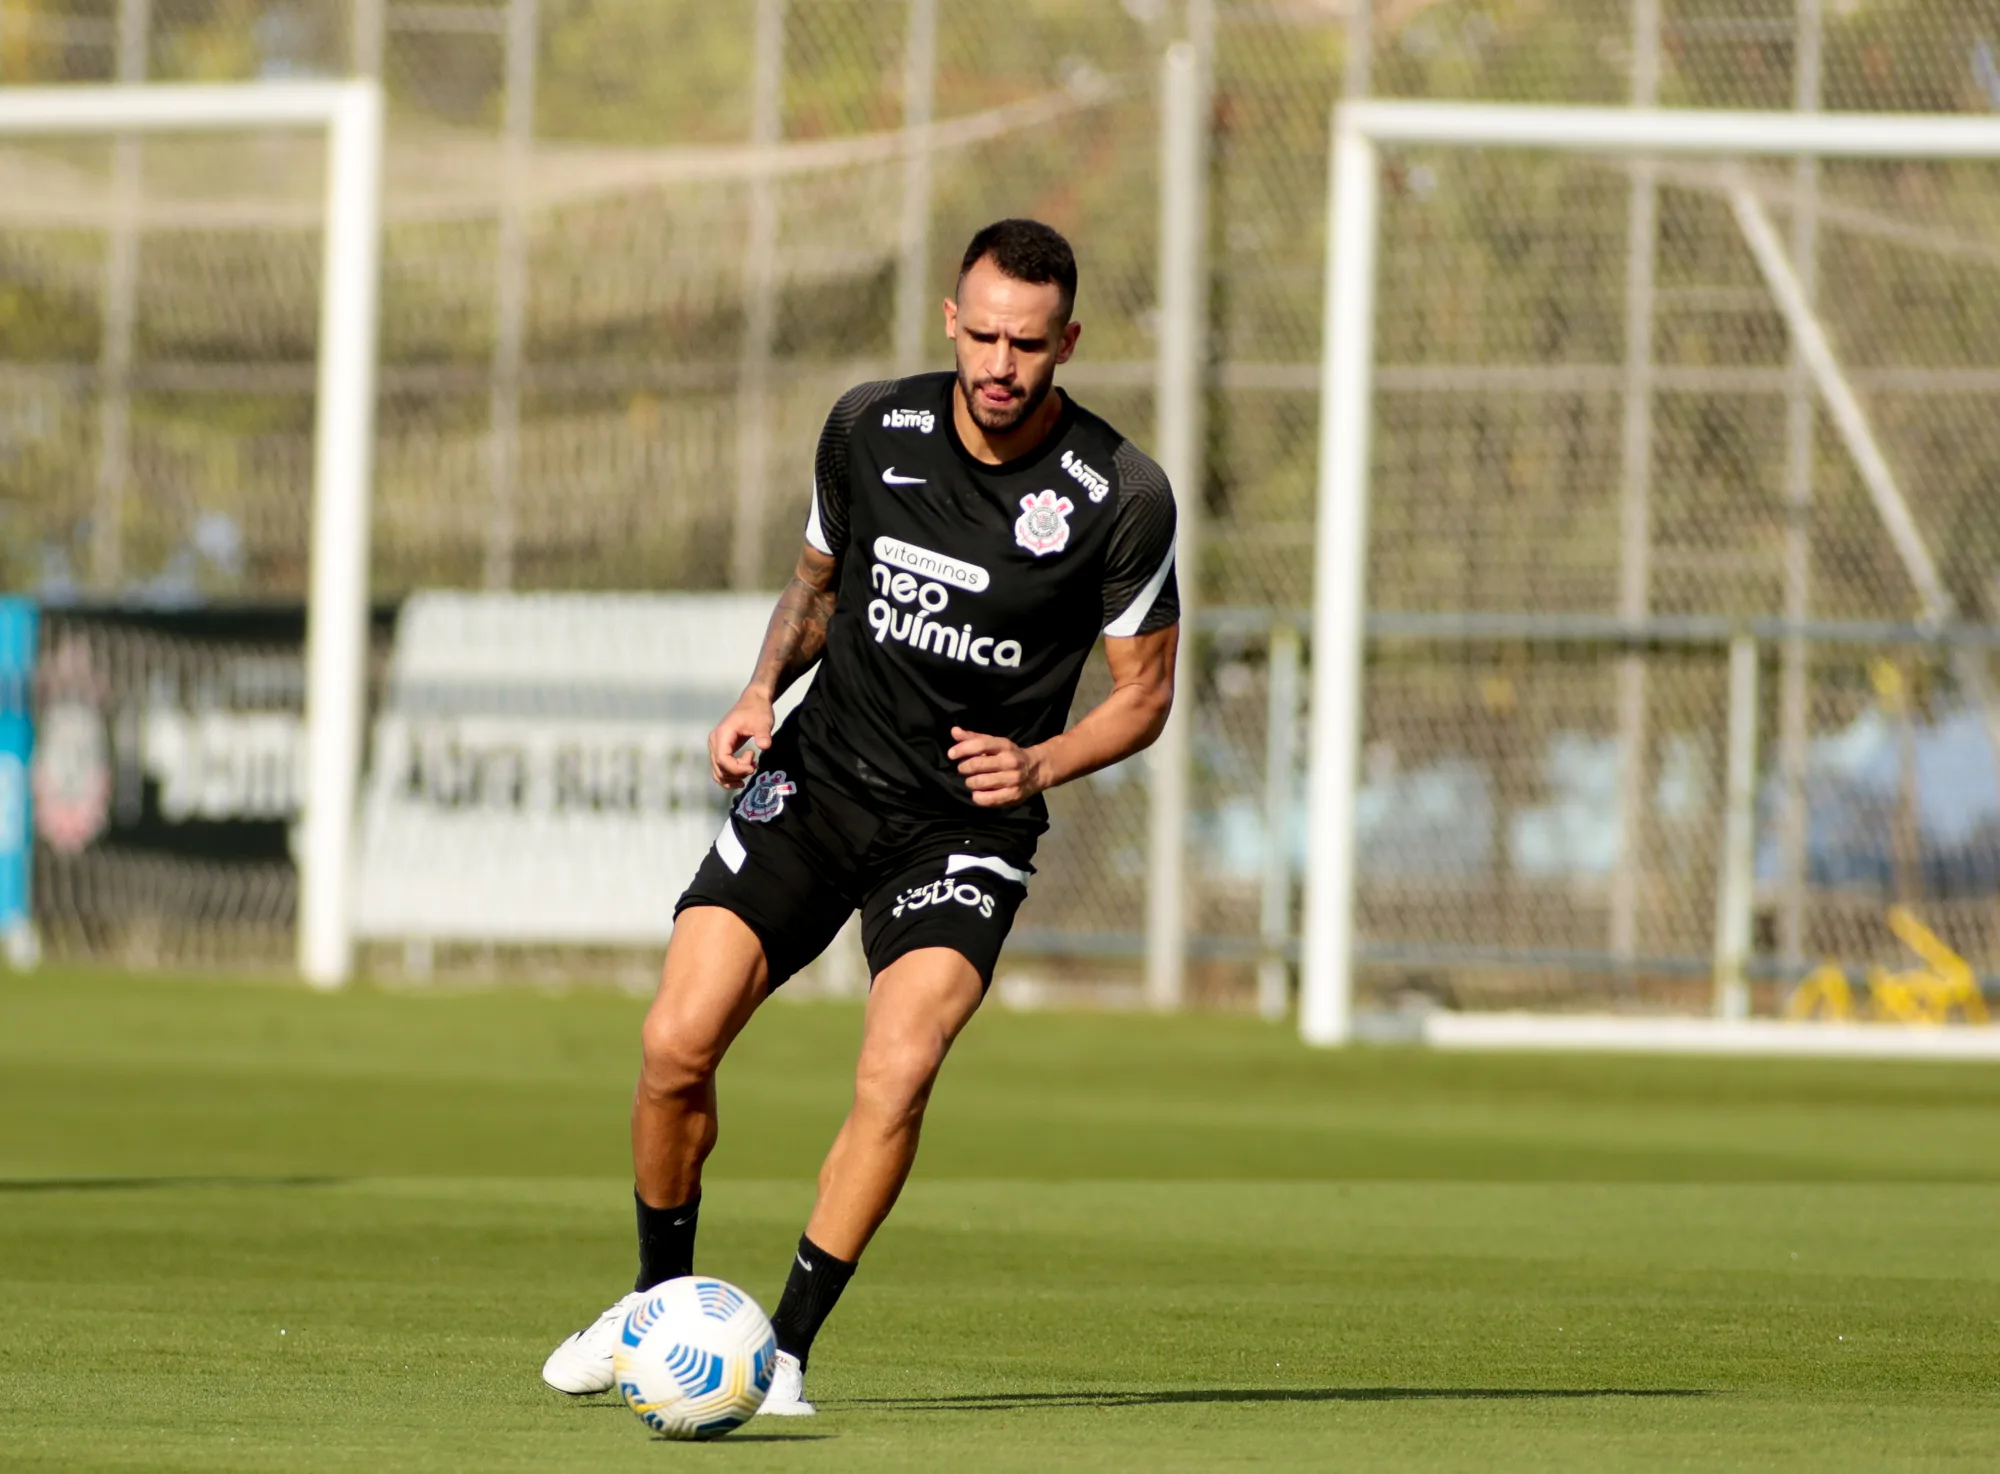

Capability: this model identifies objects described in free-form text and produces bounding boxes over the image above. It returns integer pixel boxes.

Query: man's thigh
[855,946,986,1087]
[644,906,770,1067]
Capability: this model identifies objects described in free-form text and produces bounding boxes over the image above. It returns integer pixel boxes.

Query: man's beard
[957,362,1053,435]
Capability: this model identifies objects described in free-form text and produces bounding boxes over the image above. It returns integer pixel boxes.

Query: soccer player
[541,218,1179,1415]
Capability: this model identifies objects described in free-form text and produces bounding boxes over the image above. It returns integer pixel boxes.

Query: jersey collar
[941,383,1077,478]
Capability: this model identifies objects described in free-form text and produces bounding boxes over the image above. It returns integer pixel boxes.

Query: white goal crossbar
[0,82,384,987]
[1304,101,2000,1046]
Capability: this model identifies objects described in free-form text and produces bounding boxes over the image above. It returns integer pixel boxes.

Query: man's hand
[948,726,1050,808]
[710,693,775,790]
[709,540,841,791]
[946,627,1175,807]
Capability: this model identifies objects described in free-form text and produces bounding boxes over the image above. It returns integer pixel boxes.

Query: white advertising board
[352,591,799,945]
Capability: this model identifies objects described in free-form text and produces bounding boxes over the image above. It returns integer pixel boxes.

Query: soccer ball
[613,1276,777,1440]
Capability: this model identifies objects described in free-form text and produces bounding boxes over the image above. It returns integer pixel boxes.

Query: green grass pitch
[4,971,1999,1472]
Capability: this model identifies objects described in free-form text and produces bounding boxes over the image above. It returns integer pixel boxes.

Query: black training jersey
[787,371,1179,834]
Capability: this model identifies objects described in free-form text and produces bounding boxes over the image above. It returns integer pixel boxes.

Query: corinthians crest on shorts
[1013,489,1074,557]
[735,768,797,823]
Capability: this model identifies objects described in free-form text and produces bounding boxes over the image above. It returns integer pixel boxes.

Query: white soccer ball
[613,1276,777,1440]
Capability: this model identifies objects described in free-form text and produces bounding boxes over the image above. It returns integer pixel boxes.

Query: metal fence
[3,1,1998,1007]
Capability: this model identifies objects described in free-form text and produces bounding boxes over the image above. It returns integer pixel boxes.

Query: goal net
[1305,103,2000,1050]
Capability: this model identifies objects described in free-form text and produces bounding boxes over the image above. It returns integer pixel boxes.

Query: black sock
[634,1189,700,1291]
[770,1233,857,1369]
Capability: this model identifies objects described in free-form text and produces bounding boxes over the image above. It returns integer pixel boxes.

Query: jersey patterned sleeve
[804,379,901,557]
[1101,440,1180,636]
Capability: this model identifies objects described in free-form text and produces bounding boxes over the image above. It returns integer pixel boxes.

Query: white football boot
[756,1351,816,1417]
[540,1291,643,1395]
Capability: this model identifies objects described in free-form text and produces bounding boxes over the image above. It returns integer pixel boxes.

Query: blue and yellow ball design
[613,1276,777,1440]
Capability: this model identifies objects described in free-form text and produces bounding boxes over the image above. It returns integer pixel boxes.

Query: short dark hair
[957,218,1078,323]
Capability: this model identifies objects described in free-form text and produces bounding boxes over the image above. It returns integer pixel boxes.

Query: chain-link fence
[3,1,1997,1007]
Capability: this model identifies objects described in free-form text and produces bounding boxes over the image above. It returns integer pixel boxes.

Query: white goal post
[1303,101,2000,1047]
[0,81,384,987]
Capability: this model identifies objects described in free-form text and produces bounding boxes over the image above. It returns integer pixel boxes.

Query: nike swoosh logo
[796,1253,813,1272]
[672,1217,691,1227]
[881,467,926,485]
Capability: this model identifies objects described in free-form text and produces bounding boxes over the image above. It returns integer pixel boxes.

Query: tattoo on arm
[749,544,841,699]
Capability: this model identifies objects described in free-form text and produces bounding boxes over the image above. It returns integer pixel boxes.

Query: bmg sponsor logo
[882,408,935,433]
[1060,449,1110,502]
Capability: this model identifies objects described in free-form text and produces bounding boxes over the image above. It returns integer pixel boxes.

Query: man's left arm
[949,625,1176,808]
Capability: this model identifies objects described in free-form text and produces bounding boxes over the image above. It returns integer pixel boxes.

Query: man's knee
[636,910,768,1104]
[639,1011,727,1103]
[853,1031,947,1124]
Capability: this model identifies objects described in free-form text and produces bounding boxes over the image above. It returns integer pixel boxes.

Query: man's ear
[1057,319,1082,364]
[943,297,959,339]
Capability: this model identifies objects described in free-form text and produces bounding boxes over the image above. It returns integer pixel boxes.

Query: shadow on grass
[0,1176,345,1193]
[575,1395,833,1440]
[848,1387,1712,1412]
[568,1402,833,1442]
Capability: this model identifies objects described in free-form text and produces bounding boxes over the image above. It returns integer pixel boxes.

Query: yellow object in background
[1786,961,1854,1022]
[1783,907,1989,1026]
[1868,657,1907,712]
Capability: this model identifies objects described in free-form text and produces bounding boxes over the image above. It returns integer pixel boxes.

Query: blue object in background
[1755,704,2000,898]
[0,599,37,934]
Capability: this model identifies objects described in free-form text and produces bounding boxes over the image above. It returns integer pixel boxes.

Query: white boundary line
[1424,1012,2000,1061]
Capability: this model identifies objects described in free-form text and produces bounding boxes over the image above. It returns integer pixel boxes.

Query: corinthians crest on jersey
[1013,489,1073,557]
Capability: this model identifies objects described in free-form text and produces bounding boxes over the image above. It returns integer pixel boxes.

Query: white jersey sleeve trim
[715,819,747,874]
[804,478,832,555]
[947,853,1032,886]
[1102,534,1177,637]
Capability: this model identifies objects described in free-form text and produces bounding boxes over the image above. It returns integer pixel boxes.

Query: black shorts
[674,727,1037,990]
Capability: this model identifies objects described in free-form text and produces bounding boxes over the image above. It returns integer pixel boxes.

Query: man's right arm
[708,541,841,790]
[708,378,896,789]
